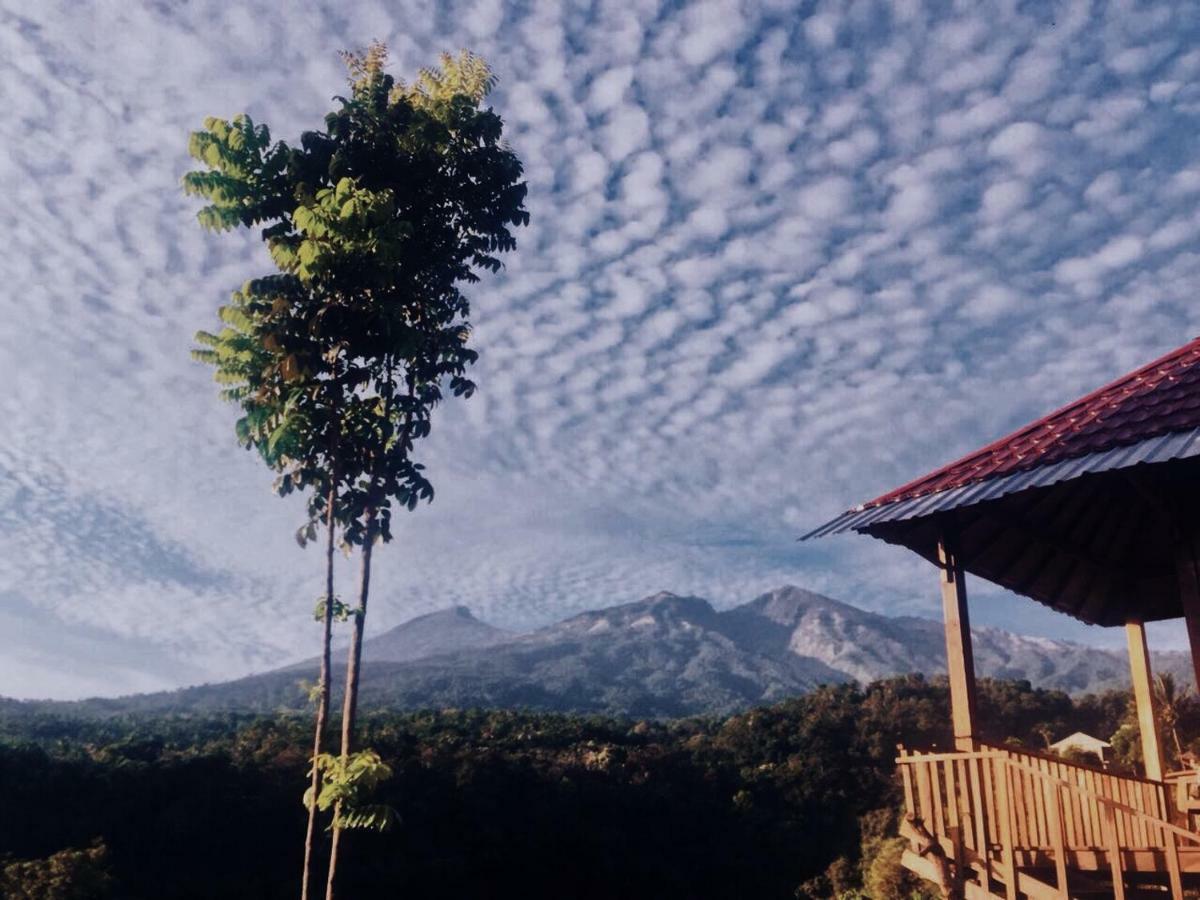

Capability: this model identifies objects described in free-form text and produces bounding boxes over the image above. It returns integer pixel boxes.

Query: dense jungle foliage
[0,675,1190,899]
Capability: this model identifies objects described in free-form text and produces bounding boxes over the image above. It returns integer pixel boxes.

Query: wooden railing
[897,743,1200,899]
[978,741,1170,848]
[1166,767,1200,823]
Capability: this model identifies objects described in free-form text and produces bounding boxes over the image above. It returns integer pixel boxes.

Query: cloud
[988,121,1047,163]
[588,65,634,113]
[3,0,1200,698]
[600,103,650,161]
[798,175,854,221]
[980,179,1030,221]
[676,0,746,67]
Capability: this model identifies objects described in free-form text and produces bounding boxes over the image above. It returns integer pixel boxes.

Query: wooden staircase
[896,743,1200,899]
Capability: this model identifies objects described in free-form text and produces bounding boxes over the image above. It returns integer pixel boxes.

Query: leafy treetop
[184,45,529,546]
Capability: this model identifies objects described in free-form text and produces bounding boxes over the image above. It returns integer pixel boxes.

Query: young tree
[301,47,529,899]
[184,119,354,899]
[184,45,528,899]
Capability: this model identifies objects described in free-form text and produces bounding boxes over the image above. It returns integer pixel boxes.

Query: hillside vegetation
[0,675,1181,899]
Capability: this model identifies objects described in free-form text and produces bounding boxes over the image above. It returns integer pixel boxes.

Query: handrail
[978,738,1158,786]
[894,749,1005,764]
[895,747,1183,840]
[896,745,1190,899]
[1001,754,1190,899]
[1001,756,1200,846]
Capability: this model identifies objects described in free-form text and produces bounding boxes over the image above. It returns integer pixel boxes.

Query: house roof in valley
[1049,732,1112,755]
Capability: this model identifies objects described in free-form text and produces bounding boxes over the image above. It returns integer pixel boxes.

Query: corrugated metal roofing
[803,427,1200,539]
[801,337,1200,626]
[805,336,1200,538]
[864,336,1200,509]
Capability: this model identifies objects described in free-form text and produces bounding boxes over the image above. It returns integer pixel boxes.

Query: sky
[4,0,1200,699]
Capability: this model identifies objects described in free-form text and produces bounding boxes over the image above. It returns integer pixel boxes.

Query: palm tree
[1155,672,1188,765]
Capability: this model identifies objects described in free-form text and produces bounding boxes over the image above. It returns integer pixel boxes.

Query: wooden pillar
[1175,530,1200,696]
[1126,620,1166,782]
[938,535,978,752]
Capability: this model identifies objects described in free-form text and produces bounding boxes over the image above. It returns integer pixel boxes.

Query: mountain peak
[634,592,715,617]
[745,585,864,624]
[643,590,681,603]
[359,604,512,664]
[423,605,478,621]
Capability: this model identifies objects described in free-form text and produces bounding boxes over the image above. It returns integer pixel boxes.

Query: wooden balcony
[802,343,1200,897]
[897,742,1200,899]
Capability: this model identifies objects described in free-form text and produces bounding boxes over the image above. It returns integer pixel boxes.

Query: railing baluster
[1064,765,1080,845]
[1164,818,1183,900]
[915,756,935,836]
[1128,778,1143,846]
[944,759,959,833]
[1046,779,1068,897]
[1133,778,1148,847]
[1083,768,1100,848]
[1101,802,1126,900]
[1060,762,1080,849]
[1034,756,1050,847]
[955,758,974,853]
[1010,752,1028,848]
[967,755,990,890]
[993,758,1018,900]
[929,756,945,837]
[1114,775,1130,847]
[981,757,997,849]
[1126,777,1143,847]
[898,747,916,828]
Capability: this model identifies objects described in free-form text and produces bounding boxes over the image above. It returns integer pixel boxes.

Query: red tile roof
[864,336,1200,509]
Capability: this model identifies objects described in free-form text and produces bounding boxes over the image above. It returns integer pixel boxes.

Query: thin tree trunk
[325,511,375,900]
[301,481,338,900]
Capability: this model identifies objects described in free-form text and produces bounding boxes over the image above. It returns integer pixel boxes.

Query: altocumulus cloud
[2,0,1200,697]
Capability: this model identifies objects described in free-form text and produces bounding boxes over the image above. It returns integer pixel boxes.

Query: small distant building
[1049,731,1111,765]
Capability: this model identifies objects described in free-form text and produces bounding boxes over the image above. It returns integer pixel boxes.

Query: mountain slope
[724,586,1150,694]
[28,586,1194,718]
[355,605,513,663]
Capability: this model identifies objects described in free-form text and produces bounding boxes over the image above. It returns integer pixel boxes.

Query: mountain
[723,586,1152,695]
[397,591,852,717]
[360,605,513,661]
[28,586,1194,719]
[292,605,513,667]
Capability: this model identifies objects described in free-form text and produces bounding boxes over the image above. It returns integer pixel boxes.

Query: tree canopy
[185,47,528,545]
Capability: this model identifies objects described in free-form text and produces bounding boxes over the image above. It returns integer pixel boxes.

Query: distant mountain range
[24,586,1196,719]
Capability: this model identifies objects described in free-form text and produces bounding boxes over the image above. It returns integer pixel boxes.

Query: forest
[0,674,1187,900]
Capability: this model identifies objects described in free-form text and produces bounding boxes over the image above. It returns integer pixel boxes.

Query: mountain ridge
[15,585,1193,718]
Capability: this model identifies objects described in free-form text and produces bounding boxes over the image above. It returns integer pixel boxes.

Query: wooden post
[938,535,978,752]
[1176,530,1200,696]
[1126,620,1166,782]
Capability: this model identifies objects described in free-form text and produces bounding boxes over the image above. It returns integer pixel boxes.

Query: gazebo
[805,337,1200,899]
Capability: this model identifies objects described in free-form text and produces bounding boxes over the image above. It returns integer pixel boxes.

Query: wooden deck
[897,742,1200,898]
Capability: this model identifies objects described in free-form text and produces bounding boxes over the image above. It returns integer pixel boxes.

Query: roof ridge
[861,335,1200,510]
